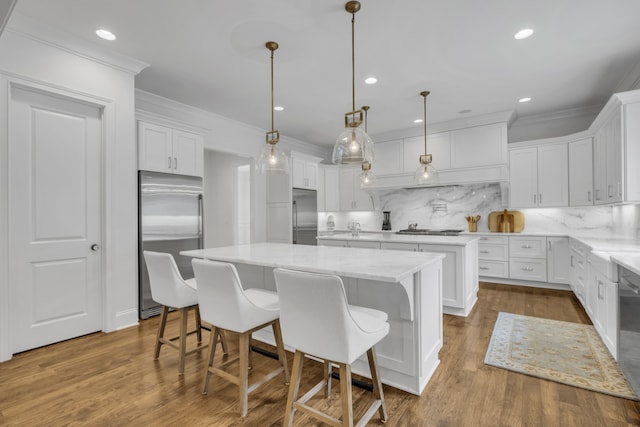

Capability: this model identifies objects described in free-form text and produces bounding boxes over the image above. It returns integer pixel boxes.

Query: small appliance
[382,211,391,230]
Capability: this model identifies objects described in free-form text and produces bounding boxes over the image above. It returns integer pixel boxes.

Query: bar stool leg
[178,307,189,375]
[324,361,332,398]
[220,329,229,354]
[154,305,169,359]
[194,305,202,344]
[284,350,304,427]
[339,363,354,427]
[367,347,388,422]
[239,332,251,417]
[248,333,253,370]
[202,327,220,394]
[272,320,290,384]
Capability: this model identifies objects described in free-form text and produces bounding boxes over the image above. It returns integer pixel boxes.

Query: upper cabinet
[318,165,340,212]
[138,120,203,177]
[509,143,568,208]
[339,167,374,211]
[371,121,508,188]
[292,154,319,190]
[568,138,594,206]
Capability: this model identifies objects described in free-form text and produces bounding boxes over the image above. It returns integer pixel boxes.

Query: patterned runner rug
[485,312,638,400]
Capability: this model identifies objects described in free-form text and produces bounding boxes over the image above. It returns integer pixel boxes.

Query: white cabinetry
[547,237,570,284]
[570,238,589,306]
[478,235,509,278]
[138,120,203,177]
[450,123,507,168]
[402,133,451,172]
[318,165,340,212]
[265,173,292,243]
[509,236,547,282]
[589,252,619,359]
[339,167,374,211]
[509,143,568,208]
[292,154,319,190]
[568,138,594,206]
[374,139,404,175]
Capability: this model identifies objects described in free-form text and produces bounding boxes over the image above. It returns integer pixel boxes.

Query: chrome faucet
[348,221,361,237]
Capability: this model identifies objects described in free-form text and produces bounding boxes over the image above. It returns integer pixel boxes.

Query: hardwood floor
[1,283,639,426]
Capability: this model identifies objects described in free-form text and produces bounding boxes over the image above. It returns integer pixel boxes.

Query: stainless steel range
[396,229,463,236]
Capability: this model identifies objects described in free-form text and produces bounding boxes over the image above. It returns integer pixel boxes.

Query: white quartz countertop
[317,232,479,246]
[181,242,444,283]
[610,253,640,276]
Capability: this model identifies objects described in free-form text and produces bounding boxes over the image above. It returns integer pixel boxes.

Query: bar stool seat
[274,268,390,427]
[192,259,290,417]
[143,251,224,376]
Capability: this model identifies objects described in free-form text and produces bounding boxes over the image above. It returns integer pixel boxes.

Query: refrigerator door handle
[292,200,298,244]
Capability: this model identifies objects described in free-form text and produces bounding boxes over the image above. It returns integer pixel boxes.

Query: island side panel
[417,260,443,393]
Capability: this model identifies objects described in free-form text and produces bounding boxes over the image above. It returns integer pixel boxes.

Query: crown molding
[510,103,602,129]
[6,13,148,75]
[615,57,640,92]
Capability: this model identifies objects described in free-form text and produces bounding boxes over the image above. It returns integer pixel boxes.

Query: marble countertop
[317,232,479,246]
[181,242,445,283]
[610,253,640,276]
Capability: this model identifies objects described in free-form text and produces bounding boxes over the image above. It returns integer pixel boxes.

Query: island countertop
[181,242,444,283]
[317,232,479,246]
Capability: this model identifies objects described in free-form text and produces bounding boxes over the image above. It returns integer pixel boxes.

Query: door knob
[91,244,100,251]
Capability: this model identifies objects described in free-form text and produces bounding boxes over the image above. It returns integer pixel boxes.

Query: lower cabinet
[509,236,547,282]
[589,252,619,359]
[570,238,589,307]
[478,235,509,278]
[547,237,570,284]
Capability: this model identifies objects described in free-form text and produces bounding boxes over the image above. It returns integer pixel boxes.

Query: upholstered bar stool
[144,251,224,375]
[192,258,290,417]
[273,268,390,427]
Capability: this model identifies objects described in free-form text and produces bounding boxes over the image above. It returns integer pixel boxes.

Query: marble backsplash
[319,183,634,237]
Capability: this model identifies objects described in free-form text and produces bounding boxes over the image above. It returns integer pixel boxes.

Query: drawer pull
[521,245,533,249]
[521,266,534,272]
[479,266,489,270]
[480,250,489,254]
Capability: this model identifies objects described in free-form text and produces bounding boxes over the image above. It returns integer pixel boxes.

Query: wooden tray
[488,210,524,232]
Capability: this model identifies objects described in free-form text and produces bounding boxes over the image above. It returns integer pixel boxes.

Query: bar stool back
[192,258,290,417]
[274,267,389,427]
[143,250,206,375]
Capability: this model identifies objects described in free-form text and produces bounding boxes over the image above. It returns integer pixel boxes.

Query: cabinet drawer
[509,236,547,258]
[510,259,547,281]
[479,261,509,278]
[479,244,508,261]
[348,240,381,249]
[477,235,508,245]
[380,242,419,251]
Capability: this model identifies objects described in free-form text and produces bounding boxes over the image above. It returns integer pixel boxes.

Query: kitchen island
[318,233,479,316]
[181,242,444,395]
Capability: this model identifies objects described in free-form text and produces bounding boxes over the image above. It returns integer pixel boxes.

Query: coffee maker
[382,211,392,230]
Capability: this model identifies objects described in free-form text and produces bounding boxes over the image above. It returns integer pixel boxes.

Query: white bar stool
[143,251,221,375]
[273,268,390,427]
[192,258,290,417]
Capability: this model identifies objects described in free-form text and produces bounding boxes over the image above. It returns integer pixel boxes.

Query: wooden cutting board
[488,210,524,232]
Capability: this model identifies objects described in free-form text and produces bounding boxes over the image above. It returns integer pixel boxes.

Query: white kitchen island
[181,242,444,395]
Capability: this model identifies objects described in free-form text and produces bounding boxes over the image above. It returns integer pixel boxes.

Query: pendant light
[414,91,438,185]
[332,1,375,165]
[256,41,290,174]
[358,105,376,188]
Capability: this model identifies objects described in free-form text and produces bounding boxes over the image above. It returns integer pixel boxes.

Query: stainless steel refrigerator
[292,188,318,245]
[138,171,203,319]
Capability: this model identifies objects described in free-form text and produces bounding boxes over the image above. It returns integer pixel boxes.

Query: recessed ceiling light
[519,97,532,103]
[364,77,378,85]
[274,106,284,111]
[458,109,472,114]
[96,29,116,41]
[514,28,534,40]
[413,119,423,124]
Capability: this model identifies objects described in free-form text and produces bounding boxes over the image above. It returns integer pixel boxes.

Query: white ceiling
[9,0,640,147]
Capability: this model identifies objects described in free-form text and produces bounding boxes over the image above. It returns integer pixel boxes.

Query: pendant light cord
[271,48,275,133]
[351,12,355,113]
[423,94,427,155]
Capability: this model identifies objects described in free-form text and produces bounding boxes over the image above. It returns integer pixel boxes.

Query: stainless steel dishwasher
[618,264,640,397]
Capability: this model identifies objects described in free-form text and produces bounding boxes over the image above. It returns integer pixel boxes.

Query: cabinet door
[509,147,538,208]
[348,240,380,249]
[605,108,622,203]
[172,129,203,177]
[420,244,463,309]
[353,181,374,211]
[138,121,173,173]
[304,161,318,190]
[537,143,568,207]
[403,133,451,173]
[374,140,403,175]
[266,203,292,243]
[450,123,505,168]
[292,157,305,188]
[569,138,594,206]
[547,237,570,284]
[603,279,619,358]
[324,167,340,211]
[339,168,356,211]
[318,239,347,247]
[380,242,419,251]
[593,128,607,204]
[316,166,325,212]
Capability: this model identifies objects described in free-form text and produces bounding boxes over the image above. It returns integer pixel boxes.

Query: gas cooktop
[396,229,464,236]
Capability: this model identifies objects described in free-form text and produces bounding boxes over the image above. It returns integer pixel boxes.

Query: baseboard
[480,277,571,291]
[111,308,139,332]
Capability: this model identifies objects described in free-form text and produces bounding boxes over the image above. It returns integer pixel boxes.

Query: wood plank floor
[1,283,639,426]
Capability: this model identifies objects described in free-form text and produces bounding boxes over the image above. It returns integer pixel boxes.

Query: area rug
[484,312,638,401]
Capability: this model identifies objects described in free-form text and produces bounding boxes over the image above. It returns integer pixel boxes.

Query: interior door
[9,86,103,353]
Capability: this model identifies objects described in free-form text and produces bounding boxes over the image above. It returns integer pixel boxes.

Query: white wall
[0,21,146,361]
[203,149,251,247]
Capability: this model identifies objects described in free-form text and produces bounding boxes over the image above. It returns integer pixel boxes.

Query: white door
[9,86,103,353]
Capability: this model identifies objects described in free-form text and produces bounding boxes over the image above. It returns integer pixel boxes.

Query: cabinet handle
[480,250,489,254]
[174,157,178,170]
[480,237,488,241]
[539,193,542,204]
[521,266,534,272]
[548,240,551,251]
[618,181,622,197]
[168,156,172,169]
[533,194,536,204]
[595,189,601,200]
[597,280,603,299]
[587,191,591,202]
[479,266,489,271]
[521,245,533,249]
[570,255,573,267]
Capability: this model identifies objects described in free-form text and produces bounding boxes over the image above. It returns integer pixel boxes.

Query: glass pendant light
[332,1,375,166]
[256,41,290,175]
[358,105,376,188]
[414,91,438,185]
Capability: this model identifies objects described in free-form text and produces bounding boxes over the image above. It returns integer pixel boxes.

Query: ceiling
[9,0,640,147]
